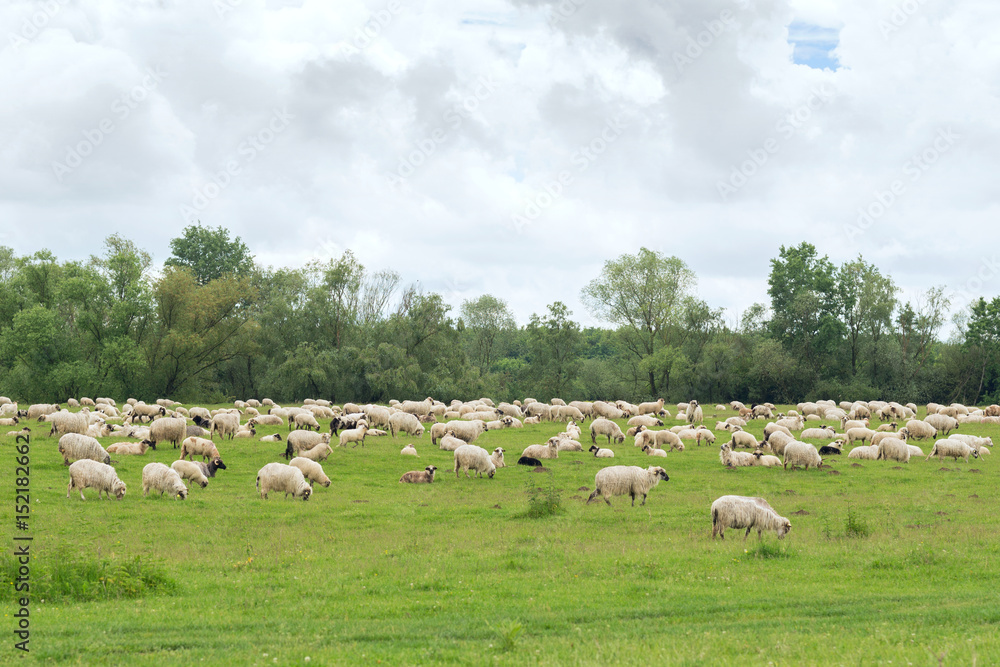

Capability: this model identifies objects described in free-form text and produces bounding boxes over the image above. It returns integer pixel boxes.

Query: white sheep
[728,430,758,449]
[48,409,91,437]
[848,444,880,460]
[400,465,437,483]
[141,462,189,500]
[210,413,240,440]
[782,441,823,470]
[846,427,876,445]
[453,444,497,479]
[589,418,625,445]
[66,460,127,500]
[800,427,837,439]
[906,444,924,458]
[718,443,755,467]
[876,437,910,463]
[297,442,333,461]
[106,441,151,456]
[401,444,418,457]
[752,451,783,467]
[289,457,332,487]
[586,466,669,506]
[710,495,791,541]
[686,400,704,424]
[926,439,979,463]
[259,434,283,442]
[339,424,370,448]
[389,412,426,438]
[256,462,313,500]
[179,436,223,463]
[521,440,559,460]
[589,445,615,458]
[903,420,936,440]
[170,460,209,488]
[635,428,684,451]
[284,431,331,459]
[642,444,669,458]
[439,435,468,451]
[58,433,111,466]
[148,417,189,449]
[924,413,958,435]
[636,398,666,415]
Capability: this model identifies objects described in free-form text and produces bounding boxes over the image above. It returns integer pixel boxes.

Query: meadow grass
[2,405,1000,665]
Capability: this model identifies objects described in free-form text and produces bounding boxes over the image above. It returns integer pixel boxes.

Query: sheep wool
[711,495,791,541]
[926,439,979,463]
[400,465,437,483]
[257,462,313,500]
[453,444,497,479]
[876,437,910,463]
[66,459,127,500]
[289,457,332,487]
[587,466,669,507]
[58,433,111,466]
[141,463,188,500]
[170,460,209,488]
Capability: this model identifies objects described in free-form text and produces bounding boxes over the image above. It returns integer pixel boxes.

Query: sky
[2,0,998,330]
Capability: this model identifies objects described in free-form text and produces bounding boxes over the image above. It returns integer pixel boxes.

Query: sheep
[398,464,437,483]
[752,451,783,467]
[686,401,704,424]
[170,460,209,488]
[719,443,755,467]
[27,403,60,420]
[293,442,330,462]
[401,444,418,457]
[551,436,583,452]
[876,422,898,432]
[752,404,774,419]
[66,459,127,500]
[728,430,758,449]
[552,405,586,422]
[453,445,497,479]
[635,429,684,451]
[587,466,669,507]
[523,416,541,425]
[637,398,666,415]
[924,413,959,436]
[249,414,283,427]
[491,447,506,468]
[8,427,30,444]
[564,421,582,440]
[589,444,615,458]
[210,413,240,440]
[48,409,91,437]
[710,496,791,541]
[141,463,188,500]
[517,456,542,466]
[292,412,321,432]
[591,400,625,420]
[58,433,111,466]
[522,439,559,460]
[289,457,332,487]
[764,422,793,440]
[642,444,669,458]
[339,424,370,448]
[782,441,823,470]
[846,427,876,445]
[947,434,993,454]
[389,412,426,438]
[904,420,937,440]
[817,440,844,456]
[106,441,151,456]
[926,439,979,463]
[259,433,283,443]
[876,437,910,463]
[439,435,467,452]
[848,444,880,460]
[257,462,313,500]
[128,402,165,422]
[906,444,924,458]
[233,427,257,439]
[0,416,17,428]
[766,431,794,457]
[589,418,625,445]
[801,427,837,439]
[179,436,223,463]
[284,431,331,459]
[431,420,485,445]
[627,414,663,428]
[523,402,553,420]
[696,428,716,446]
[775,416,804,431]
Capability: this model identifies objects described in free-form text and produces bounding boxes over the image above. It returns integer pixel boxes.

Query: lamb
[57,433,111,466]
[339,424,370,448]
[141,463,188,500]
[289,457,332,487]
[523,416,541,425]
[179,436,223,463]
[752,451,783,467]
[589,418,625,444]
[259,434,283,443]
[904,420,936,440]
[105,441,151,456]
[210,413,240,440]
[66,459,127,500]
[718,443,755,467]
[0,416,17,427]
[170,460,209,488]
[800,427,837,439]
[453,445,497,479]
[400,465,438,483]
[521,440,559,460]
[636,398,666,415]
[8,427,30,444]
[782,441,823,470]
[564,421,582,440]
[848,444,880,460]
[876,437,910,463]
[710,496,791,541]
[642,444,669,458]
[926,439,979,463]
[389,412,426,438]
[257,462,313,500]
[48,409,91,437]
[587,466,669,506]
[924,413,959,436]
[401,444,418,456]
[589,445,615,458]
[846,427,876,445]
[627,414,663,428]
[233,427,257,439]
[728,430,758,449]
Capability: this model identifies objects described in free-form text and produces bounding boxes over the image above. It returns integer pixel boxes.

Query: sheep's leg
[744,528,751,541]
[640,493,648,506]
[630,491,636,507]
[586,490,599,504]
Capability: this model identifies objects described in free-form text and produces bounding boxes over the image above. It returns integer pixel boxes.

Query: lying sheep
[439,435,467,451]
[817,440,844,456]
[0,416,18,427]
[752,451,783,467]
[170,460,209,488]
[589,445,615,458]
[782,441,822,470]
[453,445,497,479]
[904,419,936,440]
[260,433,283,442]
[8,427,30,444]
[400,465,437,483]
[66,459,127,500]
[800,427,837,440]
[711,495,791,541]
[876,422,898,432]
[179,436,223,463]
[552,436,583,452]
[106,441,151,456]
[627,414,663,428]
[848,444,880,460]
[249,415,284,427]
[257,462,312,500]
[926,439,979,463]
[642,444,669,458]
[284,431,331,459]
[141,463,188,500]
[58,433,111,466]
[719,443,755,467]
[906,444,924,458]
[401,444,418,457]
[586,466,669,507]
[728,430,758,449]
[590,418,625,445]
[289,457,332,487]
[48,409,91,437]
[876,437,910,463]
[521,440,559,460]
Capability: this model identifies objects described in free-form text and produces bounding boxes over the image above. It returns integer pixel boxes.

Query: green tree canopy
[165,223,254,285]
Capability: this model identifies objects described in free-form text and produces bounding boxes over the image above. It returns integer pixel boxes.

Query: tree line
[0,228,997,406]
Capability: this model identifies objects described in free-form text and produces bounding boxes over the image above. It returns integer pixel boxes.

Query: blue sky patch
[788,21,841,70]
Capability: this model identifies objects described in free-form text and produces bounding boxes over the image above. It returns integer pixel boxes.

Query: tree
[165,223,254,285]
[964,297,1000,403]
[526,301,582,398]
[581,248,696,396]
[461,295,515,376]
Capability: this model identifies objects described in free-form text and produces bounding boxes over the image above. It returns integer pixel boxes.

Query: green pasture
[2,405,999,665]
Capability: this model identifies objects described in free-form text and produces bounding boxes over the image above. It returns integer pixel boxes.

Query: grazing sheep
[400,465,437,483]
[170,460,209,488]
[924,413,959,436]
[522,440,559,460]
[128,402,165,422]
[143,417,187,450]
[106,441,151,456]
[292,412,321,432]
[210,413,240,440]
[257,462,313,500]
[339,424,370,448]
[776,416,804,431]
[711,496,790,541]
[718,443,755,467]
[642,444,669,458]
[66,460,126,500]
[289,457,332,487]
[589,445,615,458]
[389,412,426,438]
[876,437,910,463]
[871,430,905,447]
[635,428,683,451]
[57,433,111,466]
[453,445,497,479]
[439,434,467,451]
[752,451,783,467]
[586,466,669,507]
[926,439,979,463]
[848,445,880,460]
[782,441,823,470]
[401,444,418,456]
[590,418,625,445]
[179,436,223,463]
[696,428,716,446]
[904,420,936,440]
[48,409,92,437]
[752,404,774,419]
[141,463,188,500]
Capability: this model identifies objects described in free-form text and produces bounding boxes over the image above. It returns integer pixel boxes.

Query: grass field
[3,404,1000,665]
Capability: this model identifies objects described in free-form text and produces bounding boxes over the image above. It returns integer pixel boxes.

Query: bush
[521,474,563,518]
[0,552,176,603]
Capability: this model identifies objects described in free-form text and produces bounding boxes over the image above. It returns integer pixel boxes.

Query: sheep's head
[776,520,791,539]
[649,466,669,481]
[211,457,227,470]
[177,487,188,500]
[198,480,208,488]
[300,486,312,501]
[141,439,156,451]
[114,481,127,500]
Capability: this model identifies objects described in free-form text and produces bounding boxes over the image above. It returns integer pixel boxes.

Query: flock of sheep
[2,394,994,539]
